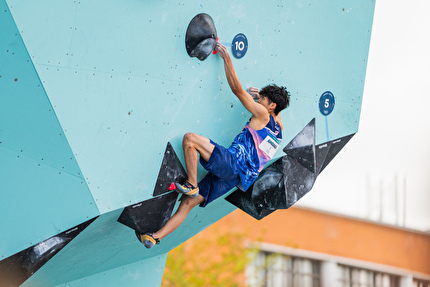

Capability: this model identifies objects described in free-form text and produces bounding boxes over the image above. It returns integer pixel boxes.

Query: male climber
[136,42,290,248]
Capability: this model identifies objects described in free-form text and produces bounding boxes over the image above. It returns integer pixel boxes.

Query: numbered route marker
[231,33,248,59]
[319,91,335,116]
[319,91,335,141]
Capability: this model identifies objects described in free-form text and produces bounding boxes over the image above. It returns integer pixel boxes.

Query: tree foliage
[162,228,261,287]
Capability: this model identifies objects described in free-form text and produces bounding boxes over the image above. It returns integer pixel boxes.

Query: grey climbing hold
[185,13,217,61]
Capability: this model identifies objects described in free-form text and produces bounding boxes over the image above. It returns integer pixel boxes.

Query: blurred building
[176,206,430,287]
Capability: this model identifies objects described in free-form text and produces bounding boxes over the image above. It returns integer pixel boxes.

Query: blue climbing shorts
[198,140,241,207]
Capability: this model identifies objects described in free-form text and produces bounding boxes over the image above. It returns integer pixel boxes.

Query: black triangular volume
[282,156,317,208]
[315,141,332,175]
[286,145,315,173]
[225,187,275,220]
[251,158,286,211]
[0,217,98,287]
[117,192,179,234]
[319,133,355,173]
[283,118,316,173]
[226,157,287,220]
[283,119,315,152]
[153,142,187,196]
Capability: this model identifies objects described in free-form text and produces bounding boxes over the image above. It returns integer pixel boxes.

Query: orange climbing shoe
[175,182,199,198]
[136,231,160,249]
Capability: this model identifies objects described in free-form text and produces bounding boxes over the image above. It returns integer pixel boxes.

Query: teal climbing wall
[0,0,99,260]
[0,0,375,285]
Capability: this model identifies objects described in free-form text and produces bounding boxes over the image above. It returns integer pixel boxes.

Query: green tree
[162,228,261,287]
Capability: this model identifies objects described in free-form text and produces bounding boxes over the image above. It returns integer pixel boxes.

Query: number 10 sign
[231,33,248,59]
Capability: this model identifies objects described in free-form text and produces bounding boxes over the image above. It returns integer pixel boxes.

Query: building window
[413,279,430,287]
[338,265,399,287]
[249,252,320,287]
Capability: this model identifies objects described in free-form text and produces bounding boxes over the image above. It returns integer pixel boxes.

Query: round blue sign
[231,33,248,59]
[319,91,335,116]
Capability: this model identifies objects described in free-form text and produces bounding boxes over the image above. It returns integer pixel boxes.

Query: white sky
[298,0,430,232]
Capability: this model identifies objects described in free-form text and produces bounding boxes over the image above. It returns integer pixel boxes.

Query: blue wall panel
[52,255,167,287]
[53,253,167,287]
[0,1,99,259]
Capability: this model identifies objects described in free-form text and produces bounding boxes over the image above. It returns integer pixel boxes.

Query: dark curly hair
[259,84,290,115]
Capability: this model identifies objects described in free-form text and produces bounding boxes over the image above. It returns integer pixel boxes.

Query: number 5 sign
[319,91,335,116]
[231,33,248,59]
[319,91,335,141]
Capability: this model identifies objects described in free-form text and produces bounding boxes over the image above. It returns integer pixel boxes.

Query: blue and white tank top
[227,115,282,191]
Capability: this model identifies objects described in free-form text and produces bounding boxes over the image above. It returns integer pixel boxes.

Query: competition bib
[259,133,280,158]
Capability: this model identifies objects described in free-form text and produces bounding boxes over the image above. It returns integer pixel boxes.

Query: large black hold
[117,192,179,234]
[226,118,355,220]
[226,119,317,219]
[153,142,187,196]
[118,142,187,233]
[185,13,217,61]
[283,119,316,173]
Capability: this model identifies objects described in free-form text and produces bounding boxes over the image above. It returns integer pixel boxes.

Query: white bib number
[259,134,280,159]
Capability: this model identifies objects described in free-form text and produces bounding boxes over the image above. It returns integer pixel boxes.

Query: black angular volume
[153,142,187,196]
[226,119,354,220]
[117,192,178,234]
[0,217,98,287]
